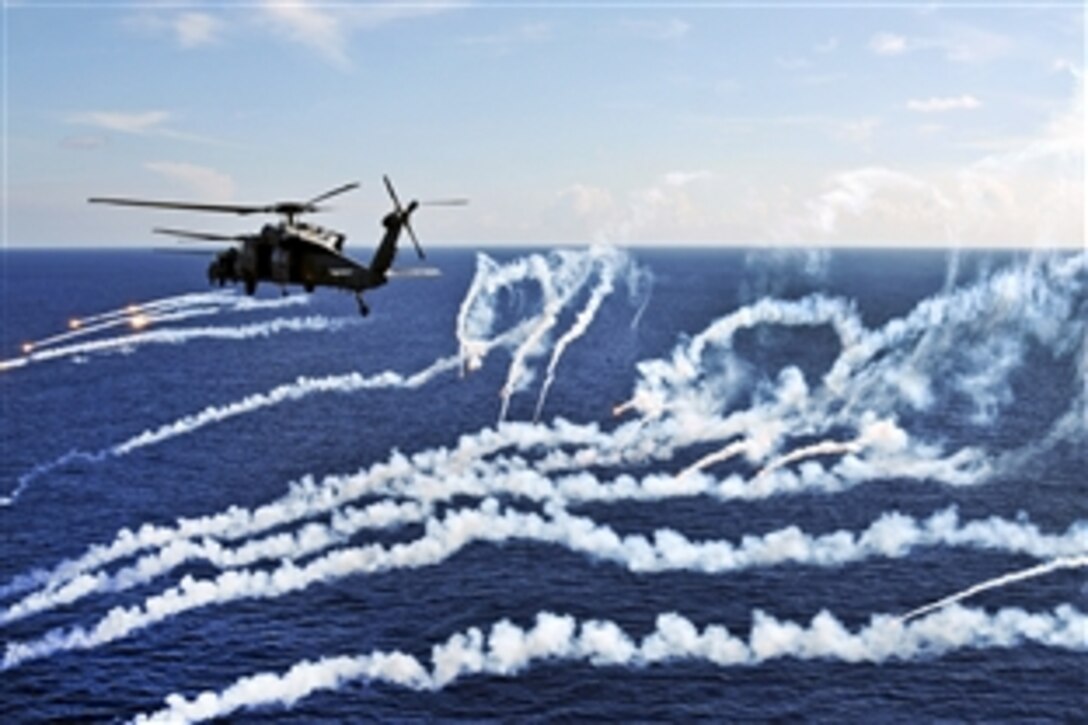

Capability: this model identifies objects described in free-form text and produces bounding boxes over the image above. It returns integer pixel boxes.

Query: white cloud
[805,167,952,238]
[906,95,982,113]
[144,161,237,202]
[547,171,717,244]
[619,17,690,41]
[257,1,465,68]
[814,37,839,54]
[869,32,908,56]
[175,12,222,48]
[835,117,880,146]
[869,26,1013,64]
[259,1,350,68]
[68,110,172,135]
[1051,58,1083,78]
[557,184,616,218]
[776,56,811,71]
[937,24,1013,64]
[460,22,552,52]
[663,170,713,187]
[122,9,223,49]
[66,109,223,146]
[794,75,1083,247]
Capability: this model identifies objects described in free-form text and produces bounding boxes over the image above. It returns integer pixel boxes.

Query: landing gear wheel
[356,295,370,317]
[244,276,257,296]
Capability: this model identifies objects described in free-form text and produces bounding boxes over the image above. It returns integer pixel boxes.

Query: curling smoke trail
[0,408,988,607]
[534,249,620,422]
[454,247,643,422]
[4,502,1083,663]
[134,604,1088,723]
[495,253,598,423]
[900,555,1088,622]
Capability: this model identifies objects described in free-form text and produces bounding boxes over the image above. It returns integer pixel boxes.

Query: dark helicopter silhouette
[89,176,465,316]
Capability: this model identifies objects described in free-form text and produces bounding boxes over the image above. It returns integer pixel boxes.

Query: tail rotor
[383,175,467,261]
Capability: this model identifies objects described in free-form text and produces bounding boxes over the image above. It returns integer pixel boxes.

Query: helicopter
[89,176,465,316]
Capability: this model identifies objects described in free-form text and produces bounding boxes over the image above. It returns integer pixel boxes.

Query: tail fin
[369,212,402,282]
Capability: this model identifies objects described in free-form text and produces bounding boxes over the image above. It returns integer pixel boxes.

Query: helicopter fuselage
[208,220,400,299]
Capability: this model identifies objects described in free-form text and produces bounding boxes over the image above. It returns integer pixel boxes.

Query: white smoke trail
[0,402,992,606]
[0,451,111,509]
[3,306,547,513]
[4,316,347,370]
[0,406,987,607]
[0,316,360,507]
[496,252,599,422]
[755,438,864,478]
[900,555,1088,622]
[0,498,429,626]
[6,494,1078,625]
[534,249,621,422]
[113,355,460,456]
[456,252,537,375]
[133,603,1087,723]
[13,292,309,359]
[4,501,1082,663]
[606,252,1086,488]
[453,247,643,422]
[677,439,751,478]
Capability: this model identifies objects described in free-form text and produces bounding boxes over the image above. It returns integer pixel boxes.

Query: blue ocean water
[0,247,1084,722]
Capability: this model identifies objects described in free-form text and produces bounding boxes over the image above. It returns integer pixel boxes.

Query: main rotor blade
[306,181,360,207]
[383,175,404,214]
[153,227,248,242]
[419,199,469,207]
[89,197,264,215]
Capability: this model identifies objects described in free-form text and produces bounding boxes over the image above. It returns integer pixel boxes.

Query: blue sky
[4,2,1084,247]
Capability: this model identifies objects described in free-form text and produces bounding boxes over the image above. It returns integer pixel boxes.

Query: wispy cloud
[547,171,714,243]
[776,56,811,72]
[257,1,466,68]
[814,36,839,54]
[869,25,1013,64]
[698,113,881,150]
[59,135,108,151]
[175,12,223,48]
[68,110,172,135]
[619,17,690,41]
[259,2,350,68]
[869,32,909,56]
[907,95,982,113]
[460,22,552,53]
[796,75,1083,247]
[123,10,224,49]
[144,161,236,201]
[805,167,951,237]
[834,117,880,146]
[66,109,223,145]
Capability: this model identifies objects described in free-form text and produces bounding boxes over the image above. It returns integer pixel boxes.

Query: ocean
[0,246,1084,723]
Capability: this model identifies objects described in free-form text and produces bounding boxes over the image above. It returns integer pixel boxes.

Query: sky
[3,1,1085,248]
